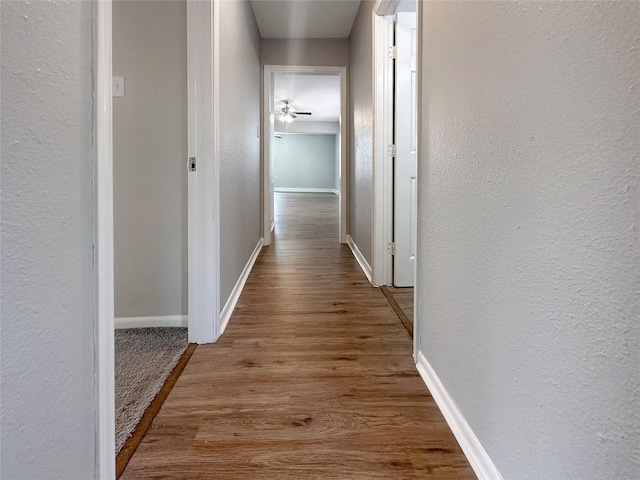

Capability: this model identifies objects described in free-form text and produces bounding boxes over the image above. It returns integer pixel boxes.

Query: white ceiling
[273,74,341,122]
[253,1,354,124]
[250,0,361,39]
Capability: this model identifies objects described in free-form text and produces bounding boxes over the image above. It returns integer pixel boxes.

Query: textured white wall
[348,0,375,264]
[417,2,639,478]
[274,134,337,190]
[261,39,349,67]
[219,0,262,306]
[113,0,188,318]
[1,1,97,478]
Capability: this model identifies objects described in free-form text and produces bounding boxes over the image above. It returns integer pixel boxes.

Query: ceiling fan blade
[294,112,312,115]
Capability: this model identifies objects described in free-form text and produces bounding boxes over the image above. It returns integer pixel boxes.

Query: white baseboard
[415,351,503,480]
[275,187,339,195]
[219,238,264,335]
[115,315,187,329]
[346,235,372,283]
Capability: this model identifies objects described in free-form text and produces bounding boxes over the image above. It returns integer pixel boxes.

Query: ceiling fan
[278,100,312,124]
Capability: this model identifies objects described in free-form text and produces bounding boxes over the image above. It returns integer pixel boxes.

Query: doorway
[111,1,192,474]
[94,1,219,476]
[263,66,348,246]
[373,1,418,338]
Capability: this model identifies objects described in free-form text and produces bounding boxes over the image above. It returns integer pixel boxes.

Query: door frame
[187,0,221,344]
[413,0,423,361]
[262,65,348,245]
[95,2,220,476]
[95,1,115,477]
[372,11,395,287]
[372,0,422,358]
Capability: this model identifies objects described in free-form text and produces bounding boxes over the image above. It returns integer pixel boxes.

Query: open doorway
[373,1,418,337]
[263,66,348,246]
[111,1,196,475]
[96,2,226,474]
[272,74,341,230]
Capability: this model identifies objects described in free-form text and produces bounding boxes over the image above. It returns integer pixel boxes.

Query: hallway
[121,193,474,479]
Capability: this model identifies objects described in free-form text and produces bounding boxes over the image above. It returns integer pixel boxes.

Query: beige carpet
[115,327,188,453]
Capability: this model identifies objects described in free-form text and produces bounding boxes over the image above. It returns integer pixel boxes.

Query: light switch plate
[113,76,124,97]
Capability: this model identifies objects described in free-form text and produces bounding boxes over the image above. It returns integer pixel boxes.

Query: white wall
[219,0,262,306]
[348,1,375,264]
[1,2,97,478]
[113,0,187,318]
[274,134,337,191]
[262,39,349,67]
[417,2,640,478]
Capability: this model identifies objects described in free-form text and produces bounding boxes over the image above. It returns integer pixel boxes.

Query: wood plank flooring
[121,193,474,479]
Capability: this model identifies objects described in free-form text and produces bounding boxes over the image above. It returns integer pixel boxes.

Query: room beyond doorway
[262,65,348,246]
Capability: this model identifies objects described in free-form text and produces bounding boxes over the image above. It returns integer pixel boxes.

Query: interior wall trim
[415,351,504,480]
[187,0,220,344]
[219,238,264,335]
[372,14,394,287]
[347,235,373,284]
[94,0,116,477]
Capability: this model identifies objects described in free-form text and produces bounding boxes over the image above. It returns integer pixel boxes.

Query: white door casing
[269,104,276,233]
[373,0,422,356]
[262,65,348,246]
[95,2,223,473]
[95,1,116,477]
[413,0,423,361]
[372,13,395,287]
[187,0,220,344]
[393,11,417,287]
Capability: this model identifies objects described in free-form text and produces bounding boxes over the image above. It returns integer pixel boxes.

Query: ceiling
[250,0,361,39]
[252,1,356,124]
[273,74,341,122]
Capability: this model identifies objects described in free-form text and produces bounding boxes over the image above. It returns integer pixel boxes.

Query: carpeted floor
[115,327,189,453]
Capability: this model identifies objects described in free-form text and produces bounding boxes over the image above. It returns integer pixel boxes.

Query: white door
[393,11,417,287]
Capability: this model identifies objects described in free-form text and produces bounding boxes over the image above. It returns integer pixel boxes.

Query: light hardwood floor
[121,193,474,479]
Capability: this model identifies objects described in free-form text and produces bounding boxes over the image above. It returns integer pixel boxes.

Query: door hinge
[389,45,397,59]
[388,242,396,255]
[388,144,396,157]
[188,157,196,172]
